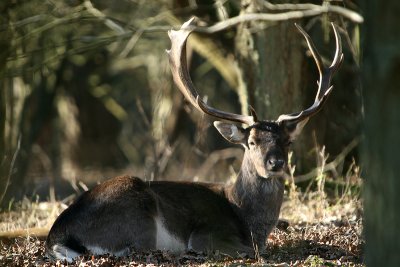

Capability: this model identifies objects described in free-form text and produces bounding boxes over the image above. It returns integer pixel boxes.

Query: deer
[46,18,343,262]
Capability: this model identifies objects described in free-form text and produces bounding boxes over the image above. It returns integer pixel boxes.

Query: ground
[0,219,363,266]
[0,189,364,267]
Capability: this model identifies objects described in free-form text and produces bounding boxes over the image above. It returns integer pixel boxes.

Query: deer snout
[266,157,285,172]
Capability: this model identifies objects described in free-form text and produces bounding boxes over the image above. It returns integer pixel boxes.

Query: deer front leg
[188,229,254,257]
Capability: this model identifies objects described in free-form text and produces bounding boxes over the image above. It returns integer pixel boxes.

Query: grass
[0,197,65,238]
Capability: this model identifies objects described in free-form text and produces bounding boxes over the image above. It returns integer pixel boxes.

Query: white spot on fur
[155,216,185,251]
[52,244,80,263]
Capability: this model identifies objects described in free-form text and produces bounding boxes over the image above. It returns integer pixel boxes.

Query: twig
[119,12,173,58]
[5,14,48,29]
[119,29,144,58]
[295,137,360,183]
[263,1,363,21]
[83,0,125,34]
[195,148,243,180]
[0,136,21,205]
[12,11,84,46]
[264,1,339,11]
[338,16,360,67]
[190,6,363,34]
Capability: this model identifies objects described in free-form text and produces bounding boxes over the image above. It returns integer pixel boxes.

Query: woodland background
[0,0,399,266]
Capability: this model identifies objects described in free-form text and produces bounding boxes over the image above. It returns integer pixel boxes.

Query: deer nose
[267,158,285,172]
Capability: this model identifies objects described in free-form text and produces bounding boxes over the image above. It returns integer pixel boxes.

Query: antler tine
[167,17,255,125]
[277,23,343,123]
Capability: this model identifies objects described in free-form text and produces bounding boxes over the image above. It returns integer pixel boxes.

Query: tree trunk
[0,2,14,206]
[236,12,304,119]
[235,1,309,169]
[235,1,362,173]
[362,1,400,266]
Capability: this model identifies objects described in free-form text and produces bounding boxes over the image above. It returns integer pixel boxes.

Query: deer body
[47,177,251,261]
[46,18,342,262]
[46,178,281,261]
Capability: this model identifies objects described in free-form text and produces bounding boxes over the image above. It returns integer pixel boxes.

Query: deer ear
[284,118,309,141]
[213,121,246,145]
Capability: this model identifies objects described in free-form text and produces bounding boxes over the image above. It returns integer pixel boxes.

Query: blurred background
[0,0,362,206]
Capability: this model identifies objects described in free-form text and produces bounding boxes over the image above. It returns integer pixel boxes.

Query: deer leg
[188,230,253,257]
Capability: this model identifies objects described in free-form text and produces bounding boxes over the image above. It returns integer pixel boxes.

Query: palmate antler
[276,23,343,124]
[167,18,343,126]
[167,18,256,125]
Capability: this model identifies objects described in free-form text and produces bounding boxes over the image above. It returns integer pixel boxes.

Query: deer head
[167,18,343,181]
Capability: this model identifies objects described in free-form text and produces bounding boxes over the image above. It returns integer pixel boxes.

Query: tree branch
[189,5,362,34]
[83,0,126,34]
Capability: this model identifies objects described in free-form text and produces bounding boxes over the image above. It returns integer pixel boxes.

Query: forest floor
[0,219,363,267]
[0,188,364,267]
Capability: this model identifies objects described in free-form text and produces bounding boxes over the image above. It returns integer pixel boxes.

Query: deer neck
[225,154,285,249]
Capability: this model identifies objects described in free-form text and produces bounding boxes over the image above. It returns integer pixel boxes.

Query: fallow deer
[46,18,343,262]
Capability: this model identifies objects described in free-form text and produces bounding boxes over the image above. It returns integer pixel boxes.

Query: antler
[276,23,343,124]
[167,18,256,125]
[167,19,342,126]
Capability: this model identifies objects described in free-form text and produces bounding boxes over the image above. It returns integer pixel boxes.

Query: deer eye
[249,140,256,146]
